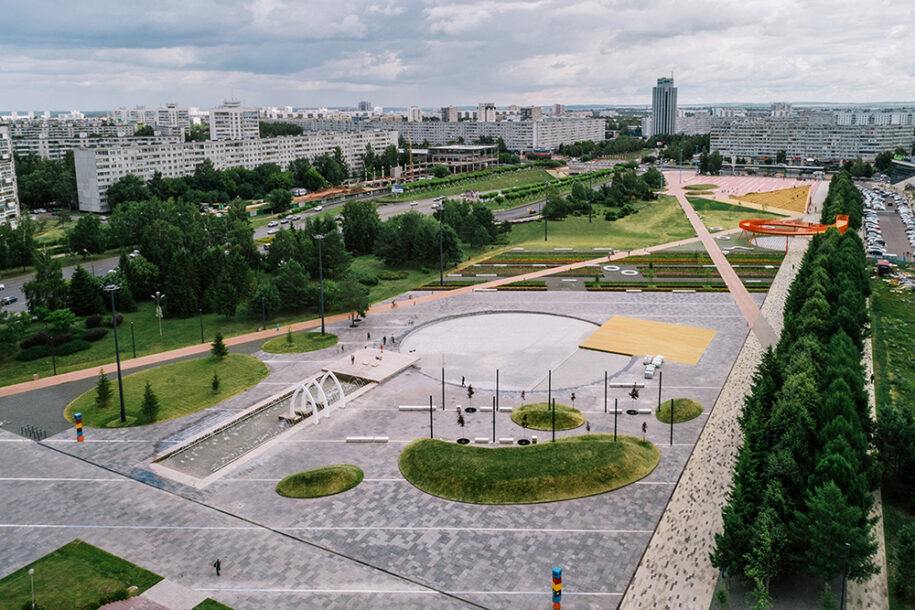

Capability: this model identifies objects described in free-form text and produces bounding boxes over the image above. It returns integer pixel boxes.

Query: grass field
[870,279,915,609]
[276,464,364,498]
[511,402,585,431]
[507,195,695,250]
[193,599,234,610]
[398,434,659,504]
[655,398,704,423]
[377,168,555,203]
[684,184,718,190]
[64,354,269,428]
[0,539,162,609]
[688,197,784,230]
[262,331,338,354]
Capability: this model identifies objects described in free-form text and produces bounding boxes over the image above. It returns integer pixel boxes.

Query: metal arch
[286,372,347,425]
[320,370,346,411]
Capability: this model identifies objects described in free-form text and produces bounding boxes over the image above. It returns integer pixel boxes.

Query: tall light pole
[29,568,34,609]
[151,291,165,337]
[313,233,326,335]
[433,204,444,286]
[103,284,127,423]
[82,249,94,276]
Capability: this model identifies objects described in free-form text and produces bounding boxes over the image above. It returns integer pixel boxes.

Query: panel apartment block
[75,130,398,213]
[0,126,20,224]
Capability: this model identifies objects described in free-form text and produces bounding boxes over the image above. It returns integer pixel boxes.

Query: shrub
[352,271,379,286]
[85,314,104,328]
[50,333,74,347]
[55,339,91,356]
[107,314,124,327]
[378,270,408,280]
[83,328,108,342]
[15,344,52,361]
[20,331,50,349]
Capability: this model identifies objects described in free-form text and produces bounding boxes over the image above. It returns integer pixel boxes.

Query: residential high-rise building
[521,106,543,121]
[651,77,677,137]
[477,102,496,122]
[551,104,565,116]
[156,103,190,135]
[440,106,458,122]
[0,126,20,224]
[209,100,259,140]
[357,100,372,112]
[407,106,422,122]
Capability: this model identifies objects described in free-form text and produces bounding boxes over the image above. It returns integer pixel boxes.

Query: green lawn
[399,434,659,504]
[656,398,704,423]
[507,195,695,250]
[350,256,440,302]
[511,402,584,431]
[0,539,162,609]
[870,279,915,609]
[276,464,364,498]
[64,354,269,428]
[377,168,555,203]
[193,600,234,610]
[688,197,784,231]
[262,331,338,354]
[684,184,718,191]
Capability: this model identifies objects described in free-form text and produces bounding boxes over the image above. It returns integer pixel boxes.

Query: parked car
[267,221,279,227]
[1,295,17,305]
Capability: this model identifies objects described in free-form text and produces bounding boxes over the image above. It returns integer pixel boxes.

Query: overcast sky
[1,0,913,111]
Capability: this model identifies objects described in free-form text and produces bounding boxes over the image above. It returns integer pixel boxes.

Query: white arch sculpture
[287,371,347,426]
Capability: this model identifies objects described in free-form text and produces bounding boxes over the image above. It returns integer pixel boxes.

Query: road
[1,255,120,314]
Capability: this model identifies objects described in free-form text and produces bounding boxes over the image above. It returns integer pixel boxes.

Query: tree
[313,154,346,186]
[210,332,229,359]
[431,165,451,178]
[210,269,238,318]
[106,175,150,207]
[68,266,104,316]
[23,249,69,313]
[274,259,311,310]
[141,381,159,423]
[708,151,723,175]
[339,276,370,325]
[44,308,78,337]
[341,199,380,255]
[211,372,220,394]
[776,150,788,164]
[249,281,281,320]
[134,125,155,136]
[95,369,112,409]
[895,523,915,600]
[266,188,292,213]
[67,214,104,255]
[125,254,161,299]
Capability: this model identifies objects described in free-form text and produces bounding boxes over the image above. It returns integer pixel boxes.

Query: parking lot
[860,184,914,261]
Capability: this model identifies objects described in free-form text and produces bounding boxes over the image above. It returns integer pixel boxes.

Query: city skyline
[1,0,914,110]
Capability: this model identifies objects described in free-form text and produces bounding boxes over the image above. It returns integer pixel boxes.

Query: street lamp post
[151,291,165,337]
[130,322,136,359]
[433,204,444,286]
[261,296,266,330]
[313,234,326,335]
[103,284,127,423]
[28,567,34,609]
[198,309,204,344]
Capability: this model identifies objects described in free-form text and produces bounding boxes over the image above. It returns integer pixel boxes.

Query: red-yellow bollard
[75,412,84,442]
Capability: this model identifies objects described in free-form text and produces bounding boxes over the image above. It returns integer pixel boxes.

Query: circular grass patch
[655,398,704,423]
[511,402,584,431]
[398,434,659,504]
[262,332,338,354]
[65,354,269,428]
[276,465,364,498]
[684,184,717,191]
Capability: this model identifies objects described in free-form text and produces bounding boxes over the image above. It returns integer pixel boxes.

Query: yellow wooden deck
[579,316,717,365]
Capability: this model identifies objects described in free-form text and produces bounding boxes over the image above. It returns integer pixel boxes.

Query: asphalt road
[1,255,120,314]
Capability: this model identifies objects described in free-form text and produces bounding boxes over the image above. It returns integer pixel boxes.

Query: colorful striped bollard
[75,412,84,442]
[552,566,562,609]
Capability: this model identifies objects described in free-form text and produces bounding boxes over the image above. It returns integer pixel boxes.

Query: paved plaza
[0,288,757,609]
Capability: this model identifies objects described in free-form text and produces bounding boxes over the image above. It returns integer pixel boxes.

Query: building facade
[710,113,915,162]
[651,77,677,136]
[388,118,604,151]
[209,101,259,140]
[0,126,20,224]
[521,106,543,121]
[440,106,458,122]
[74,130,398,213]
[156,104,191,135]
[477,103,496,122]
[407,106,422,122]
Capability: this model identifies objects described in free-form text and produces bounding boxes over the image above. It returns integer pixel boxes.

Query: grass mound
[684,184,718,190]
[276,465,364,498]
[0,540,161,609]
[511,402,584,431]
[399,434,659,504]
[656,398,704,423]
[262,332,338,354]
[65,354,268,428]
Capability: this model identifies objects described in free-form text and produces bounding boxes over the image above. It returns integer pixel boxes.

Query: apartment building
[111,106,158,125]
[0,126,20,224]
[520,106,543,121]
[440,106,458,122]
[156,104,191,135]
[407,106,422,122]
[391,118,604,151]
[209,101,259,140]
[2,118,181,160]
[74,130,398,212]
[477,103,496,122]
[650,77,677,137]
[710,113,915,162]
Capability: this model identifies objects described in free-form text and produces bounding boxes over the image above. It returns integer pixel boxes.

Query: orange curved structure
[738,215,849,251]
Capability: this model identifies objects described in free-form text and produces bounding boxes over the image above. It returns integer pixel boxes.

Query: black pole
[614,398,618,442]
[130,322,136,359]
[317,238,325,335]
[496,369,499,412]
[441,367,445,411]
[110,289,126,423]
[198,309,204,344]
[669,398,674,446]
[492,396,496,442]
[544,211,548,241]
[429,395,434,439]
[438,211,444,287]
[548,370,551,410]
[261,296,266,330]
[604,371,607,414]
[551,397,556,442]
[50,337,56,376]
[658,370,662,409]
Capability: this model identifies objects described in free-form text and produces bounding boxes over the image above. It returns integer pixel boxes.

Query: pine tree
[210,332,228,359]
[211,372,220,394]
[94,369,112,409]
[141,381,159,424]
[68,266,104,316]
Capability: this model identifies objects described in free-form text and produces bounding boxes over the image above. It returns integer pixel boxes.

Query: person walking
[213,558,221,576]
[461,376,465,387]
[351,354,355,365]
[383,336,387,346]
[367,331,371,340]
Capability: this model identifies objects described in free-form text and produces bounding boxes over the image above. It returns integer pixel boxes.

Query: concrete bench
[398,405,437,412]
[498,437,514,444]
[497,406,514,413]
[373,436,389,443]
[626,289,642,293]
[474,437,490,444]
[672,289,695,293]
[608,382,646,388]
[346,436,375,443]
[479,406,493,413]
[473,288,498,292]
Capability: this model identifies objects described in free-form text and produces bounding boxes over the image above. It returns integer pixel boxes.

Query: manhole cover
[464,407,477,413]
[625,409,639,415]
[517,439,531,446]
[456,438,470,445]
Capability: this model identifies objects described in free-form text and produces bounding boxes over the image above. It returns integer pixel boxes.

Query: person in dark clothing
[213,558,221,576]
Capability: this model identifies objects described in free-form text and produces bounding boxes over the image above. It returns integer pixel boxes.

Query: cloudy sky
[1,0,913,111]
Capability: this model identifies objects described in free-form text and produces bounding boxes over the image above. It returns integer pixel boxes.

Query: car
[313,206,323,212]
[267,221,279,227]
[280,218,290,224]
[129,249,140,258]
[409,202,419,207]
[1,295,17,305]
[0,283,4,290]
[267,229,278,235]
[292,215,301,220]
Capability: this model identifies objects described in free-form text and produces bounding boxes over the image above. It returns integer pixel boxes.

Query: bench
[474,437,490,444]
[346,436,375,443]
[498,437,514,444]
[398,405,437,412]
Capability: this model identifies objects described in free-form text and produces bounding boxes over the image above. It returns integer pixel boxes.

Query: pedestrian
[383,336,387,346]
[275,323,279,332]
[641,422,647,441]
[351,354,355,365]
[367,331,371,340]
[461,376,465,387]
[213,558,221,576]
